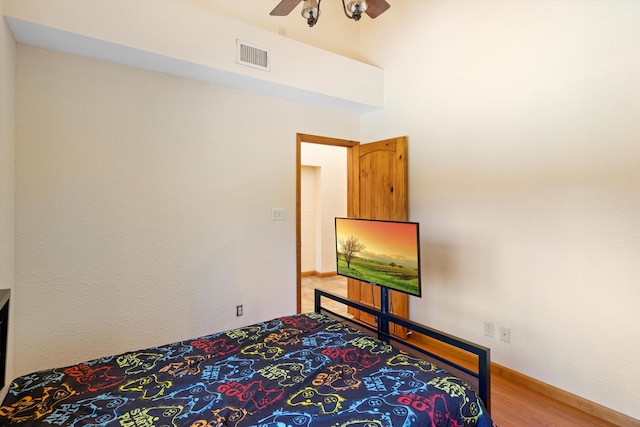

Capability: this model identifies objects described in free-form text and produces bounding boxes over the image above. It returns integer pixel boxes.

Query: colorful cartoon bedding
[0,313,494,426]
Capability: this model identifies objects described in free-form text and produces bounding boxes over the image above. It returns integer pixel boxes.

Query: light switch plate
[271,208,286,220]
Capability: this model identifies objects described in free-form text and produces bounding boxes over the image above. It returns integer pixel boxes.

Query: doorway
[296,134,409,331]
[296,134,358,313]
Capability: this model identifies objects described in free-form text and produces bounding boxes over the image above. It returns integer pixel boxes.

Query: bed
[0,289,493,426]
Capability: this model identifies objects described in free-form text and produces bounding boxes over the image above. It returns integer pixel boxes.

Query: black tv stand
[377,285,391,337]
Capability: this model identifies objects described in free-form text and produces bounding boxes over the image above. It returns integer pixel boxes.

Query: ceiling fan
[270,0,390,27]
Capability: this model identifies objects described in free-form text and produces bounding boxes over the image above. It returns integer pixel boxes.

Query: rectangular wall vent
[237,40,270,71]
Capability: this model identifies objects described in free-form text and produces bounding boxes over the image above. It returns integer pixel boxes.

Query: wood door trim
[297,133,358,147]
[296,134,358,313]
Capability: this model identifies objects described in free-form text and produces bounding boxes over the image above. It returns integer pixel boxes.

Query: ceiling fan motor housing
[269,0,390,25]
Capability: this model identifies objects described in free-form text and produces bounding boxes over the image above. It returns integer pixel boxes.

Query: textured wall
[359,0,640,419]
[14,45,359,376]
[0,0,16,390]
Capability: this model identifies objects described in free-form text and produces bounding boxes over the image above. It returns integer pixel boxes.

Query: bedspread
[0,313,493,426]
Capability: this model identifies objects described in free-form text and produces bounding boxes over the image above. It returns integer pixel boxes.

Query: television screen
[335,217,422,297]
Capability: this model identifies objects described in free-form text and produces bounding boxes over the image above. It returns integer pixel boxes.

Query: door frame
[296,133,359,313]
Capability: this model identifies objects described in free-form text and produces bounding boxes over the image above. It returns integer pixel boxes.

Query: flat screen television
[335,217,422,298]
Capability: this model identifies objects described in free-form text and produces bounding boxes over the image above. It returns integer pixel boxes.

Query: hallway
[300,274,348,315]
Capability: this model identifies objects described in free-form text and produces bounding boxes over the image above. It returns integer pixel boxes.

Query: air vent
[237,40,270,71]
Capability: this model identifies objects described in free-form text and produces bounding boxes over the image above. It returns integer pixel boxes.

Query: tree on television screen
[339,236,365,268]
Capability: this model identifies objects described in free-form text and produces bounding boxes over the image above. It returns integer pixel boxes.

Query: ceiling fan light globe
[346,1,368,14]
[301,0,320,19]
[301,7,320,19]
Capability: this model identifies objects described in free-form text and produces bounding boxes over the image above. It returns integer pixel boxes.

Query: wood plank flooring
[301,276,623,427]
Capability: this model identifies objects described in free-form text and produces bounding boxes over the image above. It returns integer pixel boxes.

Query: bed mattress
[0,313,493,426]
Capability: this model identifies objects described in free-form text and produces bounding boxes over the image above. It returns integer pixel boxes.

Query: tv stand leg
[378,286,390,341]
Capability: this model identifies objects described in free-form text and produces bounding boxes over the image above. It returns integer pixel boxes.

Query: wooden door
[347,136,409,336]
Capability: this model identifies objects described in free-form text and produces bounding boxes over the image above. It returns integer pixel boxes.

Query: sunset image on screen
[335,218,421,296]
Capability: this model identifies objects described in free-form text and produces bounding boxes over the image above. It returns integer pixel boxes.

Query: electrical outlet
[484,322,494,338]
[236,305,243,317]
[500,326,511,343]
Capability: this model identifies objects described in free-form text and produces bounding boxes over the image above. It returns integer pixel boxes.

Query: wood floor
[301,276,623,427]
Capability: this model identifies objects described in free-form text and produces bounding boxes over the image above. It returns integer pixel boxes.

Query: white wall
[300,165,318,273]
[301,143,347,274]
[359,0,640,419]
[14,45,360,375]
[0,0,16,390]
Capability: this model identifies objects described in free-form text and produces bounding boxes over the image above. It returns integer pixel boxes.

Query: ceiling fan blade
[365,0,390,19]
[270,0,303,16]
